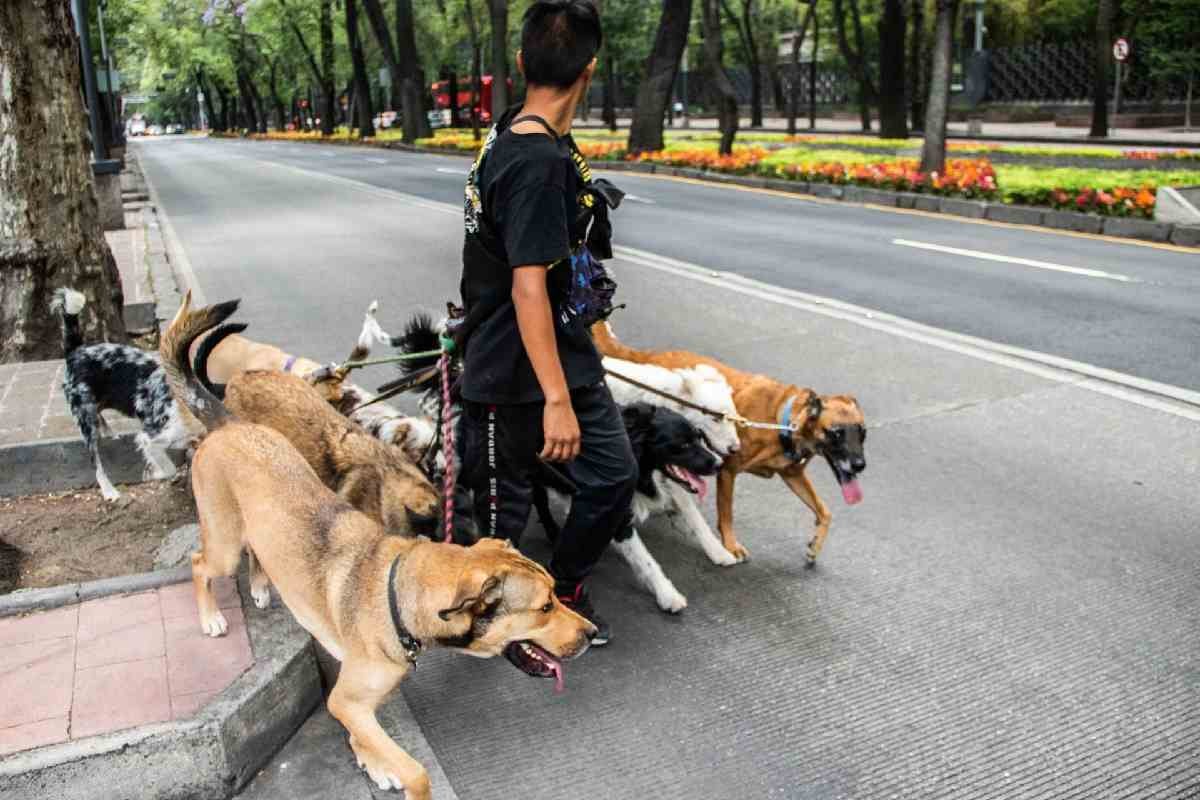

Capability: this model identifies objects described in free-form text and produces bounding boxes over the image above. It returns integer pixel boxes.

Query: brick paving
[0,579,251,756]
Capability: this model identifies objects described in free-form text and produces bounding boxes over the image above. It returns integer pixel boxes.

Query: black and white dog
[387,313,726,612]
[531,403,722,613]
[51,288,187,500]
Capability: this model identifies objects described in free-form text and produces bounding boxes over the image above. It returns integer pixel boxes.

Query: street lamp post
[97,0,120,145]
[809,0,819,130]
[973,0,985,53]
[71,0,118,173]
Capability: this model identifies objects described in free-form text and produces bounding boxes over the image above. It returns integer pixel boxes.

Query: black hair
[520,1,602,89]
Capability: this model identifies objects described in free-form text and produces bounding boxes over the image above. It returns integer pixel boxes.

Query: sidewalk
[575,114,1200,147]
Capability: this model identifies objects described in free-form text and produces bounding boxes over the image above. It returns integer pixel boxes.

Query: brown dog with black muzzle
[160,298,596,799]
[593,322,867,565]
[173,293,440,538]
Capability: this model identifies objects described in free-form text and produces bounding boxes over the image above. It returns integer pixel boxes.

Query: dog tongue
[841,479,863,505]
[548,660,564,694]
[687,472,709,503]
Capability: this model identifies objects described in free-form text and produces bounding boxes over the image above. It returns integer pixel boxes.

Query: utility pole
[97,0,120,144]
[72,0,110,162]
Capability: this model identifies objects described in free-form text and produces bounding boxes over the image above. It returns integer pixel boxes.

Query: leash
[603,368,800,433]
[344,365,440,415]
[338,349,442,372]
[438,350,456,543]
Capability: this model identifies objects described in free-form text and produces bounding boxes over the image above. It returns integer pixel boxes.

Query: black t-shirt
[459,127,604,405]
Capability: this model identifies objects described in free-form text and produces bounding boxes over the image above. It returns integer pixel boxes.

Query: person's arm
[512,265,581,462]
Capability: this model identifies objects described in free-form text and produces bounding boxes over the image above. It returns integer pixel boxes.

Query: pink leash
[439,351,456,543]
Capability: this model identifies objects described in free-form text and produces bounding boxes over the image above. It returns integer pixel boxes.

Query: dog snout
[851,456,866,473]
[406,507,439,536]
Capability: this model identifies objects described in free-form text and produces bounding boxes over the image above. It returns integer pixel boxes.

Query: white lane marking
[321,152,336,158]
[614,245,1200,421]
[366,157,389,164]
[624,194,656,205]
[218,155,1200,421]
[435,167,464,175]
[893,238,1137,283]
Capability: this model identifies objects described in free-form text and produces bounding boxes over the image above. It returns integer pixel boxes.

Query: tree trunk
[489,0,509,119]
[464,0,483,141]
[215,82,231,131]
[702,0,739,154]
[603,51,618,131]
[346,0,375,137]
[197,68,220,131]
[833,0,876,131]
[628,0,693,154]
[395,0,432,140]
[788,0,816,136]
[362,0,405,118]
[267,60,286,131]
[1187,72,1194,131]
[319,0,336,135]
[1089,0,1114,137]
[742,1,762,128]
[920,0,958,173]
[878,0,908,138]
[909,0,925,132]
[0,0,125,362]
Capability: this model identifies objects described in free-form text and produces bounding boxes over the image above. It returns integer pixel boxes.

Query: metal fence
[985,40,1190,104]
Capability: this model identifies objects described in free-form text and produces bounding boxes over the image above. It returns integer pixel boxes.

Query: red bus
[430,75,514,127]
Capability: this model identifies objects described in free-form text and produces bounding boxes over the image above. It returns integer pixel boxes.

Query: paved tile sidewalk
[0,578,250,757]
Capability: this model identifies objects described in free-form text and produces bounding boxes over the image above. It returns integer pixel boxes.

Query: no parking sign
[1112,37,1131,62]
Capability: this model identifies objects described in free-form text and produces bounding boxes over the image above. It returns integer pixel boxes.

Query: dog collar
[282,355,298,373]
[780,397,813,464]
[387,555,423,665]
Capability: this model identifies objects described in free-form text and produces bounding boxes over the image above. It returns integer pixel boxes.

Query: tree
[701,0,739,154]
[909,0,925,132]
[877,0,907,138]
[1141,0,1200,130]
[318,0,336,134]
[628,1,693,154]
[489,0,510,119]
[395,0,432,140]
[832,0,876,131]
[787,0,817,136]
[0,1,125,362]
[1089,0,1115,137]
[722,0,763,128]
[920,0,959,172]
[463,0,484,141]
[346,0,375,137]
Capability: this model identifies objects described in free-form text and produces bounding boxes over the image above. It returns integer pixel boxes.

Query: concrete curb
[0,565,191,617]
[0,434,186,499]
[0,573,321,800]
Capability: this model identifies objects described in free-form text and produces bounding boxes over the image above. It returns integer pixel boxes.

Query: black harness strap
[510,113,561,139]
[387,554,422,665]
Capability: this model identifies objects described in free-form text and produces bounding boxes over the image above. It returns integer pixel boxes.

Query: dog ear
[438,572,504,620]
[806,394,823,426]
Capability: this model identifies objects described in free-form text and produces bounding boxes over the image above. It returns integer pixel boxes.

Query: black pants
[457,382,637,587]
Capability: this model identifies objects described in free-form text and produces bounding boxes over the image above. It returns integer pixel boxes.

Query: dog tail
[589,320,648,363]
[49,288,87,357]
[159,292,241,431]
[192,322,247,400]
[385,312,454,391]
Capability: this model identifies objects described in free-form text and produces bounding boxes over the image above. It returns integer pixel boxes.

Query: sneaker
[557,582,611,647]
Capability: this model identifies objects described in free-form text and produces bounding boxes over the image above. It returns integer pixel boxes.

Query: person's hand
[540,398,581,462]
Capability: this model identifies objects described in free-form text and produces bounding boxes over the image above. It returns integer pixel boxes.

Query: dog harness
[780,394,822,463]
[387,554,423,665]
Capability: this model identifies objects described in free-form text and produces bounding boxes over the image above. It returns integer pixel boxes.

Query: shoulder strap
[510,113,560,140]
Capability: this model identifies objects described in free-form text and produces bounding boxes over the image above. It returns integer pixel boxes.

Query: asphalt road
[143,134,1200,392]
[137,136,1200,800]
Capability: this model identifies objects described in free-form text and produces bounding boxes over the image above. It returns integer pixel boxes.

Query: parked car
[147,124,164,136]
[372,110,401,130]
[127,118,146,137]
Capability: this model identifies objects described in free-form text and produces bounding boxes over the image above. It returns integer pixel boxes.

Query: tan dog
[161,298,596,799]
[192,303,437,465]
[593,322,867,565]
[178,297,441,538]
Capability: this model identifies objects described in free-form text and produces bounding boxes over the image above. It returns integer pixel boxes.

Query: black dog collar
[780,395,816,464]
[387,555,423,666]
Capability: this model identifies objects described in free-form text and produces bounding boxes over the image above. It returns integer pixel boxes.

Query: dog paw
[201,610,229,637]
[712,542,749,566]
[251,584,271,610]
[352,747,409,793]
[657,589,688,614]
